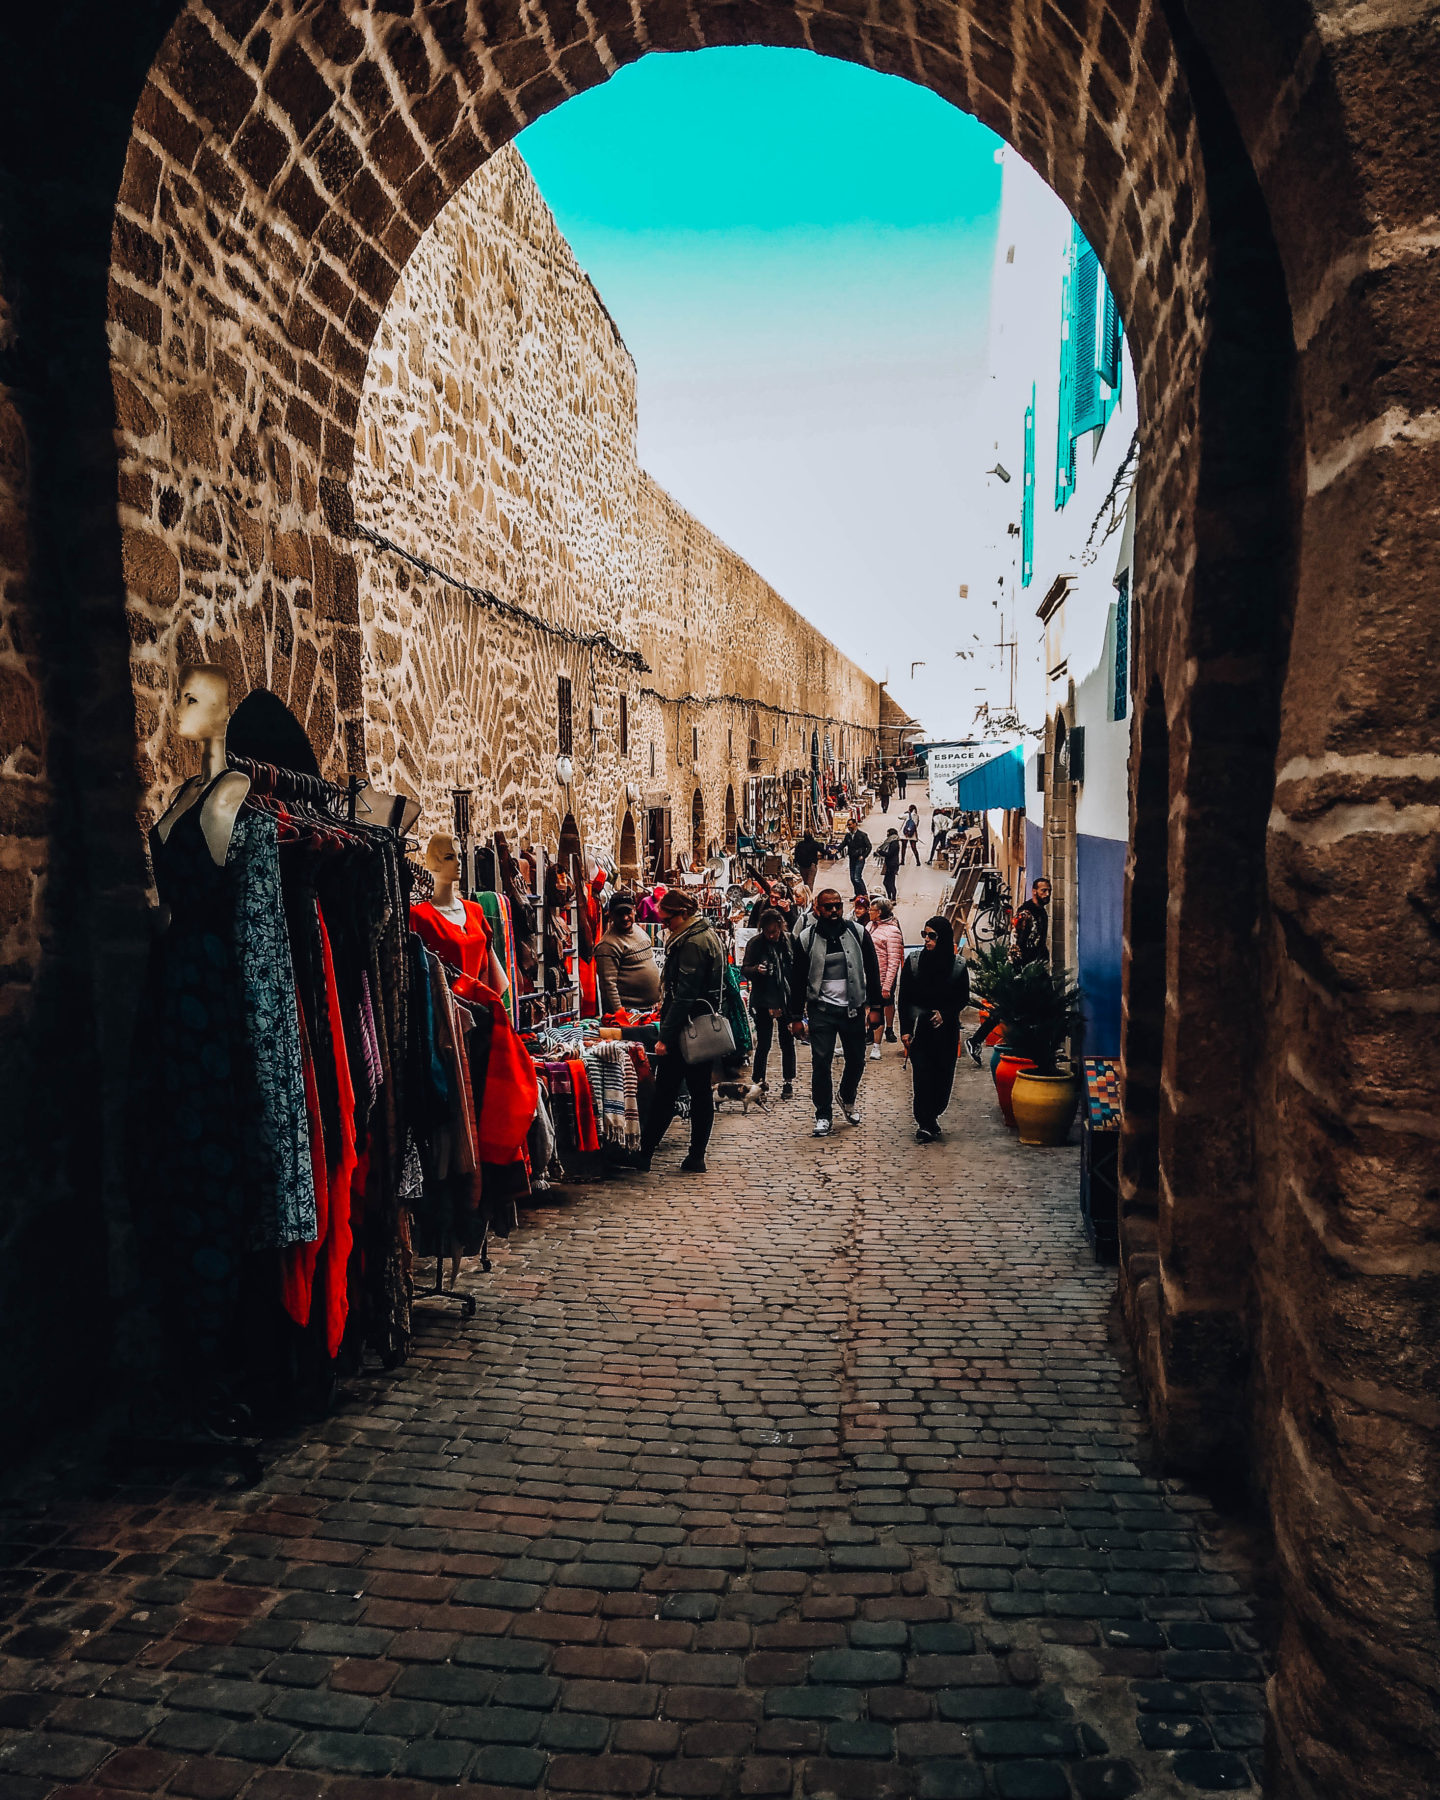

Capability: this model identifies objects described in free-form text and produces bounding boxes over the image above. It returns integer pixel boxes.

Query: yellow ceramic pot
[1010,1069,1080,1147]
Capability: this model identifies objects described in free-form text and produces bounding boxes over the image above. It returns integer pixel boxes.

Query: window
[649,740,656,778]
[618,693,629,756]
[1021,385,1036,588]
[1113,569,1130,721]
[1056,221,1123,509]
[727,726,733,758]
[691,725,699,762]
[556,675,572,754]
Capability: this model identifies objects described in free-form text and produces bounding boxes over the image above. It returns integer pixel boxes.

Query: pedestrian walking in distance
[837,821,871,897]
[793,827,823,896]
[901,804,922,866]
[634,889,727,1175]
[875,828,902,902]
[899,914,971,1142]
[877,765,895,814]
[742,907,796,1099]
[790,888,883,1137]
[866,897,904,1056]
[896,762,908,799]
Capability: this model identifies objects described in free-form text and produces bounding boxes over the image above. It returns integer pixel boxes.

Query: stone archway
[617,807,639,886]
[0,3,1431,1791]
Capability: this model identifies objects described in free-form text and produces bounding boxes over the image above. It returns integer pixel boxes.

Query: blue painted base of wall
[1077,832,1125,1058]
[1025,819,1042,890]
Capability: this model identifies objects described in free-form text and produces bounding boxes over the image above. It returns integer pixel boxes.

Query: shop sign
[926,739,1022,796]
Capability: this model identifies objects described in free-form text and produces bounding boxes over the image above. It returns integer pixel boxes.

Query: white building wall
[972,150,1137,1053]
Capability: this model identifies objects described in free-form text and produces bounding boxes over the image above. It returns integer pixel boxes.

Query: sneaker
[883,1030,897,1043]
[915,1127,937,1144]
[843,1107,862,1126]
[813,1117,832,1137]
[781,1082,794,1100]
[965,1038,983,1067]
[868,1044,881,1062]
[679,1155,707,1174]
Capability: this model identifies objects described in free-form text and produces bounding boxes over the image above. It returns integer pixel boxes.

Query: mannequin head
[424,833,461,881]
[176,665,232,741]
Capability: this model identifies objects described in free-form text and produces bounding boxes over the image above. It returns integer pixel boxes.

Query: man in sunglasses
[789,888,884,1137]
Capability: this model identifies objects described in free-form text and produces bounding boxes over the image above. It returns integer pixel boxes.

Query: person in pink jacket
[866,897,905,1056]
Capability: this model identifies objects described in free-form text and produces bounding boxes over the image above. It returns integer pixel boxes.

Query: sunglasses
[922,928,939,939]
[819,902,844,913]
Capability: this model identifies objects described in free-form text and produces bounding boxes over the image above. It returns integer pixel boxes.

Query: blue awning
[950,743,1025,812]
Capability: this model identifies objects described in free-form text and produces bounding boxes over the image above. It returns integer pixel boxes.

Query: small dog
[715,1078,767,1114]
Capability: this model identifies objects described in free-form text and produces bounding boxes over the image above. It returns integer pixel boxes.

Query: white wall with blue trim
[971,151,1136,1058]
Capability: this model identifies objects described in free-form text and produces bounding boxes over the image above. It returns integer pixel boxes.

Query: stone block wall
[0,1,1433,1791]
[353,148,878,859]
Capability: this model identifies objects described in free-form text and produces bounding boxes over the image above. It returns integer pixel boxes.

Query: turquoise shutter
[1055,244,1076,508]
[1070,232,1105,435]
[1101,283,1122,392]
[1021,386,1036,587]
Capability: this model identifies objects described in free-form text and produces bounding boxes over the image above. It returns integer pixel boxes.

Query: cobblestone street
[0,859,1268,1800]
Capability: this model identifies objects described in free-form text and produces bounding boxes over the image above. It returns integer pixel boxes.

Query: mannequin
[412,832,509,995]
[154,665,251,866]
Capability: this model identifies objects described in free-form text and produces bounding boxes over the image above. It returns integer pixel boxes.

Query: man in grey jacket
[789,889,884,1137]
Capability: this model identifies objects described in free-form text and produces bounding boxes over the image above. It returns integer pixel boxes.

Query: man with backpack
[789,889,884,1138]
[837,821,872,896]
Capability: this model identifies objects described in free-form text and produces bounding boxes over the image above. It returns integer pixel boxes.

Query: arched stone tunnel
[0,2,1435,1794]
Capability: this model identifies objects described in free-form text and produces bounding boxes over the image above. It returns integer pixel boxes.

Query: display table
[1080,1056,1121,1263]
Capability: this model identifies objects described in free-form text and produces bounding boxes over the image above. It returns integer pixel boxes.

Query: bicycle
[968,870,1013,951]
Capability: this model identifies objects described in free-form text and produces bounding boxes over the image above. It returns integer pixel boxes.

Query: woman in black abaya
[897,914,970,1142]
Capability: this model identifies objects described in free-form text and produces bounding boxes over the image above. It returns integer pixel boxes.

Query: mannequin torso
[154,667,250,867]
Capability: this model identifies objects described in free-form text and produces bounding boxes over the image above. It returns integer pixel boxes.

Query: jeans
[928,834,947,864]
[806,1002,869,1119]
[752,1009,796,1085]
[847,855,867,895]
[641,1051,715,1160]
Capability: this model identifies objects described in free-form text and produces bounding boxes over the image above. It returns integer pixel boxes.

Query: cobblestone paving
[0,931,1268,1799]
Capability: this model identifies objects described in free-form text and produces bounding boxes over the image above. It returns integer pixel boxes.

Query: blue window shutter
[1055,244,1076,509]
[1070,237,1104,435]
[1021,386,1036,587]
[1100,283,1122,392]
[1112,569,1130,721]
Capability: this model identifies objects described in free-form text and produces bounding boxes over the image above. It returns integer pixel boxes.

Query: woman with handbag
[634,889,730,1175]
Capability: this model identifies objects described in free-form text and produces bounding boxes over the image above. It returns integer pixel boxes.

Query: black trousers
[901,838,920,864]
[910,1023,960,1129]
[641,1051,715,1159]
[928,834,947,864]
[751,1009,796,1084]
[807,1003,868,1119]
[883,863,898,901]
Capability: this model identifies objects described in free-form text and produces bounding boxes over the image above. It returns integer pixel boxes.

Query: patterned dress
[129,782,315,1385]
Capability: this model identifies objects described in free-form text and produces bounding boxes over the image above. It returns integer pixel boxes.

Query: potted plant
[967,944,1030,1121]
[997,963,1085,1146]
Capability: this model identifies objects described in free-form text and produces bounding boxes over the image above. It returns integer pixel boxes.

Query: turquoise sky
[516,49,1005,732]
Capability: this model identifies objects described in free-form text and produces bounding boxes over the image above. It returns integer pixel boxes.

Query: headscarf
[911,914,958,1005]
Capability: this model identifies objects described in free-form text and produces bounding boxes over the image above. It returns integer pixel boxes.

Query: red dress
[410,898,492,978]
